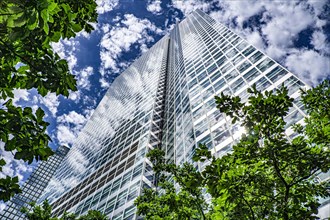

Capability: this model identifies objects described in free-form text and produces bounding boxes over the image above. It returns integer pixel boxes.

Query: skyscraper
[0,145,69,220]
[10,9,328,219]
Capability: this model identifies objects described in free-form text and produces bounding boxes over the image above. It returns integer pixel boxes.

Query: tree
[201,81,330,219]
[135,80,330,219]
[0,0,97,201]
[21,200,107,220]
[134,149,208,220]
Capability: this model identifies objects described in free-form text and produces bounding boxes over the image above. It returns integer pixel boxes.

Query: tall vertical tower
[37,37,170,219]
[0,146,69,219]
[16,9,326,220]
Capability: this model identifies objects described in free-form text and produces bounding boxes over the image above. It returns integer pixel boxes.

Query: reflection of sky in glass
[34,10,316,218]
[39,37,169,204]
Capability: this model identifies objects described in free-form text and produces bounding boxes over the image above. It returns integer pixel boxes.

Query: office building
[0,146,69,219]
[28,9,328,219]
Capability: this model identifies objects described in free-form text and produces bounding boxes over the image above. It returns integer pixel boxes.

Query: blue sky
[0,0,329,210]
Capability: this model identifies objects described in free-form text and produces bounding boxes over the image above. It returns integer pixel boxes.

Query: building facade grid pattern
[0,146,69,220]
[3,9,328,220]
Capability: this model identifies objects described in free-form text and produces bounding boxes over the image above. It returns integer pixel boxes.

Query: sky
[0,0,329,211]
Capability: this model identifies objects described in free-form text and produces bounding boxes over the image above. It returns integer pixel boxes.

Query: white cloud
[68,90,81,102]
[39,93,60,117]
[185,1,330,86]
[262,3,314,48]
[147,0,162,14]
[95,0,119,14]
[99,14,164,85]
[172,0,211,15]
[75,66,94,90]
[140,43,148,53]
[0,143,34,185]
[12,89,30,105]
[56,111,90,146]
[285,49,330,86]
[58,111,87,125]
[311,30,330,54]
[56,125,77,146]
[51,39,80,70]
[99,77,110,88]
[0,202,6,212]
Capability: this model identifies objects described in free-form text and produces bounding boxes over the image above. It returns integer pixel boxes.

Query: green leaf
[13,12,27,27]
[41,9,49,22]
[61,3,71,13]
[48,2,58,12]
[71,23,82,32]
[43,21,49,35]
[27,11,39,30]
[51,32,61,42]
[36,107,45,122]
[0,159,6,167]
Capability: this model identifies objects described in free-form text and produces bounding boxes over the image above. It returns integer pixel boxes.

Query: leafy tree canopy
[135,80,330,220]
[21,200,107,220]
[0,0,97,201]
[134,149,208,220]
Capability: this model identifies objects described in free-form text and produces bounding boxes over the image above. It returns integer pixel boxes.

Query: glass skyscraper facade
[7,9,327,220]
[0,146,69,220]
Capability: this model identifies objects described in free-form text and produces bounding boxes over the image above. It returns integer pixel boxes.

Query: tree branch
[0,39,42,74]
[241,192,256,220]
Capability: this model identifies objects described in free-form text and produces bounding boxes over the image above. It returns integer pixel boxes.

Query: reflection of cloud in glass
[39,37,169,204]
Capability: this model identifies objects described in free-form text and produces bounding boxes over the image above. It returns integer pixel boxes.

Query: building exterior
[0,145,69,220]
[8,9,327,220]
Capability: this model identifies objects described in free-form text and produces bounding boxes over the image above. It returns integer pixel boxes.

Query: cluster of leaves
[0,0,97,202]
[134,149,208,220]
[0,100,52,201]
[135,81,330,220]
[21,200,107,220]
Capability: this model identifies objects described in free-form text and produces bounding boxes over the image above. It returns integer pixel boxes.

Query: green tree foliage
[135,149,208,220]
[21,200,107,220]
[0,0,97,201]
[135,80,330,220]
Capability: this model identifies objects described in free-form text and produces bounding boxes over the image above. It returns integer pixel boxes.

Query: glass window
[226,48,238,58]
[266,66,288,83]
[197,71,207,82]
[255,77,272,91]
[213,130,230,146]
[243,68,260,82]
[201,78,211,89]
[231,54,244,66]
[195,119,208,137]
[285,110,304,129]
[116,189,128,209]
[207,63,218,75]
[283,76,304,95]
[242,46,256,57]
[224,69,239,83]
[216,56,227,67]
[124,205,136,219]
[236,41,248,51]
[256,58,275,72]
[197,134,212,149]
[237,61,252,73]
[231,77,246,93]
[213,50,223,59]
[220,62,233,74]
[249,51,264,63]
[213,78,226,92]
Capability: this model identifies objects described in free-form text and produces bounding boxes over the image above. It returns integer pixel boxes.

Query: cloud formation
[99,14,163,87]
[174,1,330,86]
[56,111,92,146]
[0,143,34,185]
[95,0,119,14]
[147,0,162,14]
